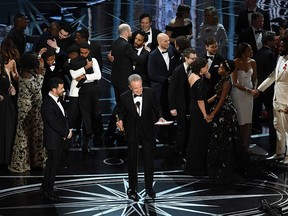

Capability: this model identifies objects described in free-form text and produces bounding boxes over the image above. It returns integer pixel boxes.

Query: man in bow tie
[235,0,270,35]
[116,74,165,201]
[200,37,224,102]
[130,13,162,51]
[237,12,267,58]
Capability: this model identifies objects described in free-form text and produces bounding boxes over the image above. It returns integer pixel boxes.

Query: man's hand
[47,38,58,49]
[107,51,114,62]
[67,129,73,139]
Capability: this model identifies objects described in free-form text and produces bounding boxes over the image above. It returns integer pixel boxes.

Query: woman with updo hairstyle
[9,52,47,173]
[165,4,193,44]
[206,59,252,184]
[184,57,211,176]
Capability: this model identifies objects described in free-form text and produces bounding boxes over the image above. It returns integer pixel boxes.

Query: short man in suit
[254,31,277,149]
[257,37,288,164]
[168,48,197,160]
[201,37,224,102]
[235,0,271,35]
[148,33,178,144]
[131,13,162,51]
[41,78,72,202]
[237,12,266,58]
[116,74,165,201]
[133,31,150,86]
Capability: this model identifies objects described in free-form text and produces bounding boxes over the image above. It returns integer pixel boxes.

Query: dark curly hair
[191,57,208,75]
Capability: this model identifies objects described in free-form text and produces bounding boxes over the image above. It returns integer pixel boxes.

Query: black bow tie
[145,32,150,35]
[247,10,254,14]
[186,66,192,73]
[134,94,142,98]
[162,50,168,54]
[57,97,61,102]
[255,30,262,34]
[207,55,214,60]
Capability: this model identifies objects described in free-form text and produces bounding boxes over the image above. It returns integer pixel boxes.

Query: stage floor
[0,135,288,216]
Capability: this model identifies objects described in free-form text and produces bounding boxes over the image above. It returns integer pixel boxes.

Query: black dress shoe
[146,188,156,199]
[42,191,62,202]
[127,189,138,201]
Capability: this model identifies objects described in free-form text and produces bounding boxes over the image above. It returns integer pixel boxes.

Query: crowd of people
[0,0,288,202]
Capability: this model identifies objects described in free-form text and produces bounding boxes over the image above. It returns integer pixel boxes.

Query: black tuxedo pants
[42,143,64,193]
[127,134,154,191]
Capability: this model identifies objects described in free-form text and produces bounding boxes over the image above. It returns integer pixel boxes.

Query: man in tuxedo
[237,12,266,58]
[75,28,103,71]
[41,78,72,202]
[257,37,288,164]
[131,13,162,51]
[133,31,150,86]
[148,33,178,144]
[168,48,196,160]
[254,31,277,149]
[201,37,224,102]
[116,74,165,201]
[105,23,142,146]
[235,0,270,35]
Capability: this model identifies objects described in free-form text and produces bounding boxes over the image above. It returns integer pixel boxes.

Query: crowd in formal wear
[1,0,288,202]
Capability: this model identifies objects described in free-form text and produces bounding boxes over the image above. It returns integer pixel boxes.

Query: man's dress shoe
[127,189,138,201]
[266,153,285,160]
[146,188,156,199]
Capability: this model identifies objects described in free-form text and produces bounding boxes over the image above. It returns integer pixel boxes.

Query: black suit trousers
[128,124,154,191]
[42,142,64,193]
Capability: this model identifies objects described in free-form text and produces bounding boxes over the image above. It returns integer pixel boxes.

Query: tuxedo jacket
[134,48,150,86]
[168,63,189,114]
[132,28,162,51]
[200,53,224,99]
[235,7,271,35]
[118,87,162,144]
[237,27,266,58]
[111,37,141,91]
[148,46,178,85]
[41,95,69,150]
[89,40,103,71]
[42,62,63,98]
[258,56,288,104]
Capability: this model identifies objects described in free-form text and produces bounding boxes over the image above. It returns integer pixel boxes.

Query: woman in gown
[198,6,228,58]
[184,57,211,176]
[165,4,192,44]
[0,55,16,167]
[231,42,258,150]
[207,60,251,184]
[8,52,47,173]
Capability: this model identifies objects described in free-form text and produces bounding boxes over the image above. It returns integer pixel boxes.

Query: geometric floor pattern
[0,171,288,215]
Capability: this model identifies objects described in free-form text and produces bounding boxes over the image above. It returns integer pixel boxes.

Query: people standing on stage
[165,4,192,44]
[131,13,162,51]
[257,37,288,164]
[75,28,103,71]
[9,52,47,173]
[254,31,277,152]
[200,37,224,104]
[184,57,211,176]
[207,60,251,184]
[231,42,258,151]
[148,32,178,145]
[116,74,165,201]
[41,77,72,202]
[133,31,150,86]
[7,13,36,55]
[104,23,141,146]
[235,0,271,35]
[168,48,196,161]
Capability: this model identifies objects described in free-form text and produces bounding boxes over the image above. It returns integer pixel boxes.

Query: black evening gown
[0,72,16,165]
[165,24,192,39]
[207,77,250,184]
[184,78,210,176]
